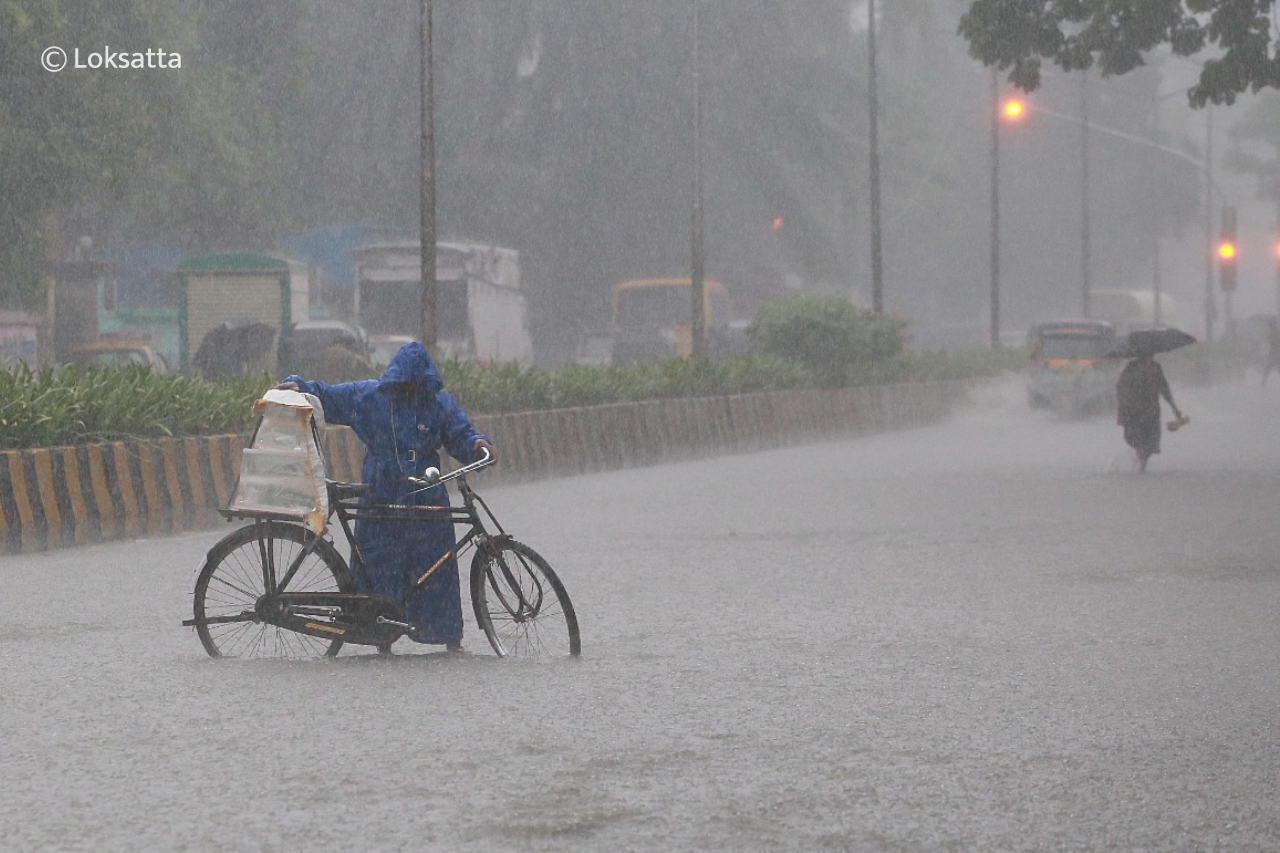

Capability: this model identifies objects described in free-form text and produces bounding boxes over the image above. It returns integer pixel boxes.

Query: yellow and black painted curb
[0,381,968,555]
[0,435,245,555]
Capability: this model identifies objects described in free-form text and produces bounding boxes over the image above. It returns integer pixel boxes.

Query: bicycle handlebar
[407,446,493,488]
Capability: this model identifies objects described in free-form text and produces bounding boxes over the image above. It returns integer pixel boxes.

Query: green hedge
[439,349,1024,415]
[0,349,1023,450]
[0,364,266,450]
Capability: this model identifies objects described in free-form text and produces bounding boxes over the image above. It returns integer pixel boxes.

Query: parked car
[278,320,375,383]
[369,334,417,369]
[70,338,170,372]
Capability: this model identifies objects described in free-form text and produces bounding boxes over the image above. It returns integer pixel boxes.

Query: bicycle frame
[222,450,500,601]
[330,464,508,609]
[190,447,578,656]
[204,447,562,644]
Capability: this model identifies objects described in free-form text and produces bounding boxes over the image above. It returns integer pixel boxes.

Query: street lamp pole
[419,0,437,348]
[868,0,884,314]
[990,71,1001,349]
[1203,107,1216,342]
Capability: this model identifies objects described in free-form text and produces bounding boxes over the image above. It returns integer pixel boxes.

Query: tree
[1224,90,1280,215]
[0,0,300,307]
[958,0,1280,107]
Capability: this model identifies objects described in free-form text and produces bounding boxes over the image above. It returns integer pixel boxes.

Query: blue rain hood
[378,341,444,393]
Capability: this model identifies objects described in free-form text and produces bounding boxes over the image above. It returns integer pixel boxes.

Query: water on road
[3,377,1279,851]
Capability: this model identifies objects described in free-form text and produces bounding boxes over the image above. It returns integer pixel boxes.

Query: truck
[352,240,532,366]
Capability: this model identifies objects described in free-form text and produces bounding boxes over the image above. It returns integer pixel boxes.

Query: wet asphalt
[2,376,1278,852]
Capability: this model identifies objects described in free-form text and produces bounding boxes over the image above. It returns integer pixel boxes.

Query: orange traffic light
[1218,241,1237,292]
[1002,99,1025,120]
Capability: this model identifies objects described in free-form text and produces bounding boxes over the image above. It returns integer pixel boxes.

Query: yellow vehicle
[609,278,735,364]
[1026,319,1120,417]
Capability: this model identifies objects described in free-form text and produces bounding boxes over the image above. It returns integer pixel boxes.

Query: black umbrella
[194,320,276,379]
[1106,327,1196,359]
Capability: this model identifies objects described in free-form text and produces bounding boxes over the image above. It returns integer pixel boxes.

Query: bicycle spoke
[472,540,579,658]
[193,522,351,660]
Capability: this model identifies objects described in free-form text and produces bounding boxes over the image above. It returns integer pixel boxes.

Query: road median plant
[0,346,1020,450]
[0,364,266,450]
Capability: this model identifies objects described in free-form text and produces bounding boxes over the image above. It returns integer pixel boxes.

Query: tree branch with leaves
[959,0,1280,107]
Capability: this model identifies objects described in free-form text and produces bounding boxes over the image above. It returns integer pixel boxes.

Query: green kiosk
[177,253,310,376]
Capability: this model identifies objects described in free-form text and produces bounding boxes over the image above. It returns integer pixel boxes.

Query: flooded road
[3,377,1278,851]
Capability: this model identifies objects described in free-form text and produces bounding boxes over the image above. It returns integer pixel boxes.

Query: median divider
[0,380,970,555]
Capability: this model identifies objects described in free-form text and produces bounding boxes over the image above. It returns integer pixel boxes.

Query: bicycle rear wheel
[471,538,580,658]
[193,521,353,659]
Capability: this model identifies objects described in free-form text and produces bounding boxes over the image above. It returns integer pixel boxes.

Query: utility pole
[690,0,706,357]
[1080,72,1092,319]
[867,0,884,314]
[1203,107,1217,343]
[419,0,437,348]
[989,72,1001,348]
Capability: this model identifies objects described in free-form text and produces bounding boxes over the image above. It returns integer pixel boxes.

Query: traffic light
[1219,207,1237,293]
[1002,99,1025,121]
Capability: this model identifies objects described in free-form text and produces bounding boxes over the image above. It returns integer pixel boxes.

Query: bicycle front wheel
[193,521,353,659]
[471,538,580,658]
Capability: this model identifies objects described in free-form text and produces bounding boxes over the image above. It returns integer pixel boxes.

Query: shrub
[747,295,906,384]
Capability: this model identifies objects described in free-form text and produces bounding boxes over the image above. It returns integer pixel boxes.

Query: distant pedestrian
[1115,354,1183,473]
[1261,317,1280,386]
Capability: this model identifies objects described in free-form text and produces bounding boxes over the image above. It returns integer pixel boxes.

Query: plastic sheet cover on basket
[229,389,330,534]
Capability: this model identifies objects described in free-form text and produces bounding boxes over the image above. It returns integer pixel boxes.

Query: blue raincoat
[283,342,488,644]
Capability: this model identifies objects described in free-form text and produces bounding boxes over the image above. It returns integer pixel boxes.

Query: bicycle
[183,448,580,660]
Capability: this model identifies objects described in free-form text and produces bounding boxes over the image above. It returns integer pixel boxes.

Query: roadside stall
[177,253,310,375]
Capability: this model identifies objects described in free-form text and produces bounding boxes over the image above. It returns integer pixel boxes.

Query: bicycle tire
[470,538,580,658]
[192,521,353,659]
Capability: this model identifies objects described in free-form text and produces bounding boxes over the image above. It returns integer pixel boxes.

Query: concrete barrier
[0,380,971,555]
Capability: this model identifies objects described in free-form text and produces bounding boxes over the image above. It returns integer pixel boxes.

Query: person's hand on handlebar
[472,438,497,465]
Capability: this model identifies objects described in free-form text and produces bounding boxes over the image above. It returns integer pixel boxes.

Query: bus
[608,278,738,364]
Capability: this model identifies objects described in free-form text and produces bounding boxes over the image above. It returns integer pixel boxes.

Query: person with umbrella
[1112,328,1192,473]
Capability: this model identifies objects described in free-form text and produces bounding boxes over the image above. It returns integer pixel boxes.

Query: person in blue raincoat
[276,341,495,652]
